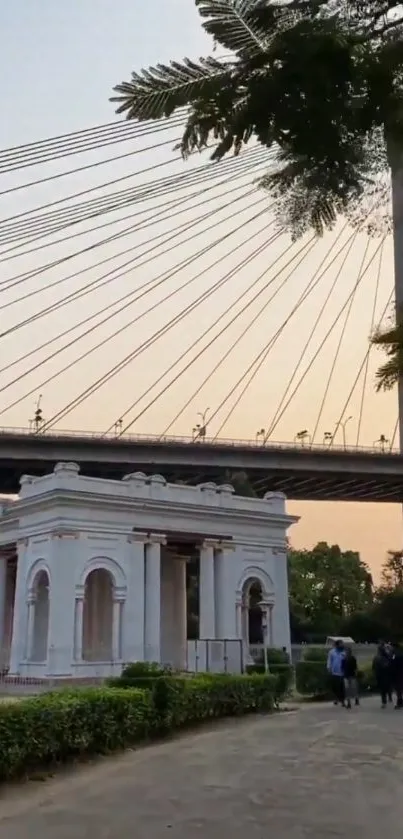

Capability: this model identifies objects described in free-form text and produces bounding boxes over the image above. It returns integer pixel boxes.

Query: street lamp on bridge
[336,415,353,450]
[255,428,265,445]
[374,434,389,453]
[193,408,210,441]
[294,429,311,447]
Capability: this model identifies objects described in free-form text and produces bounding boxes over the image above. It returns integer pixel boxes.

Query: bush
[295,661,330,698]
[302,646,328,662]
[121,661,169,678]
[0,674,280,783]
[246,663,294,700]
[0,687,153,783]
[106,660,172,691]
[358,661,377,693]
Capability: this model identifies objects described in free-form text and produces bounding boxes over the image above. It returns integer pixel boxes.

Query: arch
[78,556,126,590]
[236,566,275,602]
[26,559,51,594]
[237,567,275,649]
[30,568,50,662]
[82,567,114,661]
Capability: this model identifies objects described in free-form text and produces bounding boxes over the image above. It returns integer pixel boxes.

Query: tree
[288,541,374,638]
[370,311,403,391]
[381,548,403,589]
[112,1,403,238]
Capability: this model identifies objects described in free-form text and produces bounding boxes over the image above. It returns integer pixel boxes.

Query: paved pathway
[1,697,403,838]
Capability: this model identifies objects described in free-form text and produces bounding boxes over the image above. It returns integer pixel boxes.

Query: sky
[0,0,402,579]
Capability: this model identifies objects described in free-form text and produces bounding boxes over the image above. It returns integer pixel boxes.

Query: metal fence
[0,424,399,455]
[186,640,244,674]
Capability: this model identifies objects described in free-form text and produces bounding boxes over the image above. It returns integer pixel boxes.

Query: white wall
[1,464,297,678]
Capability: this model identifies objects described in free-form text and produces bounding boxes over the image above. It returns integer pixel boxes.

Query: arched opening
[243,579,264,645]
[30,570,50,662]
[82,568,114,661]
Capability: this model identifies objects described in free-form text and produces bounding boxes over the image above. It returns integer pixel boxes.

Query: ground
[1,697,403,837]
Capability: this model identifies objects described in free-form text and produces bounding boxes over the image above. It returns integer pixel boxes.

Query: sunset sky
[1,0,402,580]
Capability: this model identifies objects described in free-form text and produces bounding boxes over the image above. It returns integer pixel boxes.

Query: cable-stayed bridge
[1,111,402,510]
[0,428,403,502]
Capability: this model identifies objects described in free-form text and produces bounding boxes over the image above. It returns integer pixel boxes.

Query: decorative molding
[147,533,167,545]
[201,538,220,550]
[217,540,235,552]
[127,532,148,543]
[75,584,85,599]
[113,585,127,603]
[17,538,29,548]
[51,530,79,540]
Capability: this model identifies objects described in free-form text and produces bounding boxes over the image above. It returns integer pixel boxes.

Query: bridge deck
[0,430,403,501]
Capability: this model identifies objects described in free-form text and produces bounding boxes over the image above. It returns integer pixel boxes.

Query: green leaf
[111,57,232,120]
[195,0,270,57]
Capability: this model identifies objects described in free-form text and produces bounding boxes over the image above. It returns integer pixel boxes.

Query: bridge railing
[0,425,400,456]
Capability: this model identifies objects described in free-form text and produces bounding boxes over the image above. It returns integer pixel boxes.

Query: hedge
[0,673,278,783]
[245,663,293,700]
[295,658,377,698]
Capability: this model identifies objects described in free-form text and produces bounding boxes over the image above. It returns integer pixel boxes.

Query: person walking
[342,647,359,709]
[327,640,345,706]
[390,643,403,709]
[372,644,393,708]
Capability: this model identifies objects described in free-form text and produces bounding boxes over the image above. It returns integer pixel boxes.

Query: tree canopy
[288,541,374,637]
[112,0,403,238]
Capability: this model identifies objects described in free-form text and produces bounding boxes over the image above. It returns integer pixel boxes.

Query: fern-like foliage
[111,0,403,237]
[111,57,233,120]
[371,314,403,392]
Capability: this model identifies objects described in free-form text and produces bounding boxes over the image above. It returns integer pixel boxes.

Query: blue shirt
[327,648,345,676]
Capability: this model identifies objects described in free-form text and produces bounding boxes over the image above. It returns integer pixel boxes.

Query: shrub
[121,661,168,678]
[358,661,377,693]
[302,646,328,662]
[246,663,293,700]
[106,660,172,691]
[295,661,330,698]
[0,674,280,783]
[0,687,153,783]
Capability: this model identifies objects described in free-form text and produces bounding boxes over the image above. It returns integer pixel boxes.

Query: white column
[74,595,84,661]
[26,595,36,660]
[122,537,146,663]
[112,598,122,661]
[174,558,187,670]
[0,557,7,665]
[235,601,242,639]
[199,541,216,639]
[47,533,79,676]
[144,539,162,662]
[215,544,237,639]
[9,539,28,675]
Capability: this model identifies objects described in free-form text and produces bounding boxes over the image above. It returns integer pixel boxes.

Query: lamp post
[258,601,269,674]
[194,407,210,441]
[374,433,389,452]
[338,415,353,450]
[255,428,265,445]
[294,429,310,447]
[114,418,123,437]
[323,431,333,446]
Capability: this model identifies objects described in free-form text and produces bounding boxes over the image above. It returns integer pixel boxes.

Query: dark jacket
[390,648,403,687]
[342,654,358,679]
[372,651,391,685]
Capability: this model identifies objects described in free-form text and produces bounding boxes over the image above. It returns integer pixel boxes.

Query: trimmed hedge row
[295,659,376,699]
[0,673,278,783]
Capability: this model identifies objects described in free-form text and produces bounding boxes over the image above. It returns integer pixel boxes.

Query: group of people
[326,639,403,709]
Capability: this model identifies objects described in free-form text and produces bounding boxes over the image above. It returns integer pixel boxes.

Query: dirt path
[1,697,403,837]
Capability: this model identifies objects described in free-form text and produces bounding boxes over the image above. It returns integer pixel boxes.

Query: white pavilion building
[0,463,297,680]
